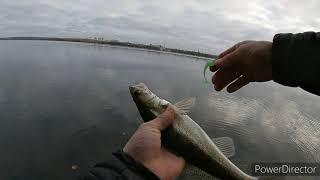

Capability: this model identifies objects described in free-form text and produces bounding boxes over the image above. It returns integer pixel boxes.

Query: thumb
[148,106,175,131]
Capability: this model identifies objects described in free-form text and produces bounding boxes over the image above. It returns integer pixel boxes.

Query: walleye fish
[129,83,258,180]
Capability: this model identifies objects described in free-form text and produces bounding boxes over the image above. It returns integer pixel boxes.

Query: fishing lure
[203,60,215,83]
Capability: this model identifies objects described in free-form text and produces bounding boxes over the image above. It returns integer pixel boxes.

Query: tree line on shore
[0,37,217,59]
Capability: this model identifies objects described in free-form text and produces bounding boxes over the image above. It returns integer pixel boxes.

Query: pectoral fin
[212,137,236,158]
[174,97,196,114]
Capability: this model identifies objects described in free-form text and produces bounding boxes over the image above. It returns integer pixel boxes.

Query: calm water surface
[0,41,320,180]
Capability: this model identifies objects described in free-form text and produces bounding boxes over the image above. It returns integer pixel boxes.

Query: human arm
[80,150,160,180]
[80,107,185,180]
[210,32,320,95]
[272,32,320,95]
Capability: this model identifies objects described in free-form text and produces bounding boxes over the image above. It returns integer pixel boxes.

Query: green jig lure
[203,60,215,83]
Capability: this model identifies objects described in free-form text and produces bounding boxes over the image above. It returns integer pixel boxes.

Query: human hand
[123,107,185,180]
[210,41,273,93]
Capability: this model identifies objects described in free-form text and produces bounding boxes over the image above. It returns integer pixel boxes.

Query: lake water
[0,41,320,180]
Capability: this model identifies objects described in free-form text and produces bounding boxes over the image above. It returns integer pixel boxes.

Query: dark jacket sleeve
[272,32,320,95]
[79,150,160,180]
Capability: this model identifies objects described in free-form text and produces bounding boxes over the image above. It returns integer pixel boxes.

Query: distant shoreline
[0,37,217,60]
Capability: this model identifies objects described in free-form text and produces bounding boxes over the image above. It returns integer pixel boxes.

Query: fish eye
[134,90,141,96]
[161,104,168,109]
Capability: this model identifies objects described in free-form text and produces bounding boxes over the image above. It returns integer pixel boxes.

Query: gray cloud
[1,0,320,54]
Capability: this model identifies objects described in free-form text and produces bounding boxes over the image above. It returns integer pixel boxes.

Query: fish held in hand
[129,83,258,180]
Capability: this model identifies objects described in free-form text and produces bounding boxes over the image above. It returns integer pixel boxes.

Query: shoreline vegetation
[0,37,217,59]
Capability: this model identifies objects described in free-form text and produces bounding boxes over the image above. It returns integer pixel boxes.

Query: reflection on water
[0,41,319,180]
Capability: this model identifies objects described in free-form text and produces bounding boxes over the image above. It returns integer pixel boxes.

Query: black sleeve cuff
[272,32,320,95]
[272,33,300,87]
[111,150,160,180]
[80,150,160,180]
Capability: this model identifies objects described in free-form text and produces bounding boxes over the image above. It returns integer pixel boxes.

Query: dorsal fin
[174,97,196,114]
[212,137,236,158]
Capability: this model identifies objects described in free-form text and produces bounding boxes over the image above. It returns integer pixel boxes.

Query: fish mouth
[129,85,136,95]
[129,82,159,106]
[129,83,157,122]
[129,83,147,96]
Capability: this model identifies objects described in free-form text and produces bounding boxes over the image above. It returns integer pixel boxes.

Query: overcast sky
[1,0,320,53]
